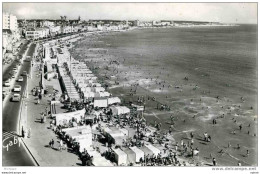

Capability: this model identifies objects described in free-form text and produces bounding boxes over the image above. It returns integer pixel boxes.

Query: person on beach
[246,150,249,157]
[190,132,194,139]
[239,124,242,131]
[237,144,240,150]
[51,139,54,148]
[204,132,208,141]
[212,158,217,166]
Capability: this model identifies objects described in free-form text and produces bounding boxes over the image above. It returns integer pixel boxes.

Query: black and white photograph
[1,1,258,172]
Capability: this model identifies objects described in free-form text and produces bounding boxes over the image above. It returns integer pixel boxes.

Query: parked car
[17,76,23,82]
[11,93,21,102]
[13,85,21,92]
[4,79,11,87]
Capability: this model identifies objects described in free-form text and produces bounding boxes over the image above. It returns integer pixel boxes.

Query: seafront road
[2,43,36,166]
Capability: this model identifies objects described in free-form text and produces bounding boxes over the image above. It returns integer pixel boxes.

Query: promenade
[21,60,82,166]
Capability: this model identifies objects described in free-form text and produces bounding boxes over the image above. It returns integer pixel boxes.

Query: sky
[3,3,257,24]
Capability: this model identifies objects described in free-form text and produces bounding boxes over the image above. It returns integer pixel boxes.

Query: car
[4,80,11,87]
[13,85,21,92]
[17,76,23,82]
[13,67,18,72]
[22,71,27,76]
[11,93,21,102]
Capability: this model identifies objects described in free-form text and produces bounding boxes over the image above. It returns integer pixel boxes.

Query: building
[25,27,50,40]
[61,25,73,34]
[3,13,18,31]
[133,20,140,27]
[49,26,61,36]
[42,20,55,27]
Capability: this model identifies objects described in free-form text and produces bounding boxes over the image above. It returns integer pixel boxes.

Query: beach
[69,25,257,166]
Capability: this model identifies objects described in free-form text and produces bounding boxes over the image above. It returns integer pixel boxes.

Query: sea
[97,25,257,112]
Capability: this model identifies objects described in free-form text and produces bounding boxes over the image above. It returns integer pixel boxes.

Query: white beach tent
[99,92,110,97]
[92,87,105,92]
[111,106,130,115]
[94,98,108,108]
[108,97,121,105]
[54,108,85,126]
[62,126,92,152]
[130,146,145,163]
[112,148,128,165]
[144,143,161,157]
[83,91,95,98]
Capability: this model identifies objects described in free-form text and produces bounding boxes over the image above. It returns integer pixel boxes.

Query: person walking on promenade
[28,128,31,138]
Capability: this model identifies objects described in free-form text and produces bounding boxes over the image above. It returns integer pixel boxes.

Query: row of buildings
[3,13,21,56]
[2,13,222,58]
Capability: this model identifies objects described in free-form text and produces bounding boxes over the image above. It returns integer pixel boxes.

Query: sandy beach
[69,27,257,166]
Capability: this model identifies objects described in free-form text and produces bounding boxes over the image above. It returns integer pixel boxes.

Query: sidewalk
[22,62,82,166]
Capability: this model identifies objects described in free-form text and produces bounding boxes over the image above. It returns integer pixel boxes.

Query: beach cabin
[111,106,130,116]
[99,91,110,97]
[112,148,128,165]
[122,148,136,164]
[83,91,95,99]
[144,144,161,157]
[94,97,108,108]
[62,126,92,152]
[108,97,121,105]
[139,146,154,156]
[130,146,145,163]
[92,87,105,92]
[54,108,85,126]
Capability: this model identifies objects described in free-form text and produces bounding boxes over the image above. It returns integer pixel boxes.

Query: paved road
[3,40,30,81]
[2,43,37,166]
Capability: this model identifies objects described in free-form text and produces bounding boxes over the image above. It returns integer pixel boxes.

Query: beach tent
[144,144,161,157]
[99,92,110,97]
[130,146,145,163]
[83,91,95,98]
[139,146,154,156]
[108,97,121,105]
[112,148,128,165]
[62,126,92,152]
[54,108,85,126]
[92,87,105,92]
[94,98,108,108]
[113,136,125,146]
[122,148,136,164]
[111,106,130,116]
